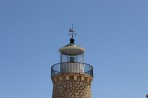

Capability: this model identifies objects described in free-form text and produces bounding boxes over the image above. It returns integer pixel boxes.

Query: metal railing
[51,62,93,77]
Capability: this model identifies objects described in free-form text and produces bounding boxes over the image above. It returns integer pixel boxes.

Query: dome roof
[59,43,85,55]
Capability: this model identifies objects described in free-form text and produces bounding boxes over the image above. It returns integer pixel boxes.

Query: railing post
[92,67,93,77]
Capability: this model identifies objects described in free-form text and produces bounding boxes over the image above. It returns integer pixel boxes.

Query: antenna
[68,24,76,39]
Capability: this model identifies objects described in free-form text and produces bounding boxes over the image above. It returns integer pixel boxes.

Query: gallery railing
[51,62,93,77]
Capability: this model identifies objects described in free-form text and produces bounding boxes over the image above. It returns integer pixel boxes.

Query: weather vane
[68,24,76,39]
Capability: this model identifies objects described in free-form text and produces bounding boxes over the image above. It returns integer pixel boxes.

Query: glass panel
[60,53,84,63]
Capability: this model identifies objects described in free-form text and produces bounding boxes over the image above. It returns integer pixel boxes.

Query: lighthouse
[51,27,93,98]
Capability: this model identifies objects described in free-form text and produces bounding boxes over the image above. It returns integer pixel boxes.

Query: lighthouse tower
[51,28,93,98]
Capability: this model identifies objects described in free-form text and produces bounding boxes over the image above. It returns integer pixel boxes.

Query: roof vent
[70,38,74,44]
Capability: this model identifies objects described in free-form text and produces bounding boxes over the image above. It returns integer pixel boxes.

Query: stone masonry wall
[52,74,93,98]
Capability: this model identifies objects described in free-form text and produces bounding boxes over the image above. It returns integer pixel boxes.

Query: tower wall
[52,74,93,98]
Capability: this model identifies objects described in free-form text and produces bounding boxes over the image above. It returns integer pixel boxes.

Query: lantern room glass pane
[60,53,84,63]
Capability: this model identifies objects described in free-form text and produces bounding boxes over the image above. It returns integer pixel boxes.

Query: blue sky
[0,0,148,98]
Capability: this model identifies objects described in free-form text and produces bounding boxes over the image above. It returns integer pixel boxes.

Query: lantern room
[59,38,85,63]
[59,38,85,73]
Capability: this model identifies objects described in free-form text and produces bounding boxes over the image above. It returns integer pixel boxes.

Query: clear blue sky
[0,0,148,98]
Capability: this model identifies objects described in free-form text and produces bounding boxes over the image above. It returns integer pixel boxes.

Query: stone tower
[51,29,93,98]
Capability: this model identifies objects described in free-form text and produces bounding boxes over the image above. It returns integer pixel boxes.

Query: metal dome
[59,43,85,55]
